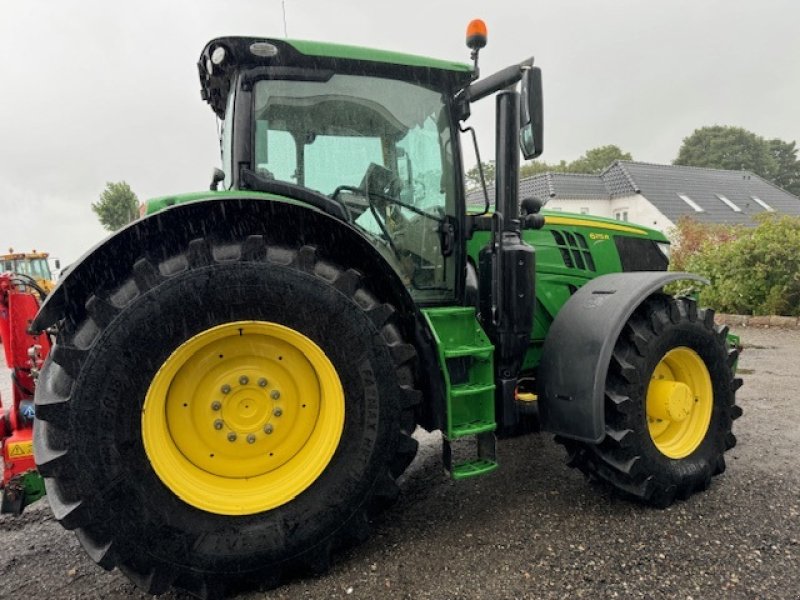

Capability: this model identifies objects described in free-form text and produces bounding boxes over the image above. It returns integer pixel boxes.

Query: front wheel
[558,295,742,507]
[34,238,420,597]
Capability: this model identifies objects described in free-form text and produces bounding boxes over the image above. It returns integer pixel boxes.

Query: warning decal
[8,441,34,458]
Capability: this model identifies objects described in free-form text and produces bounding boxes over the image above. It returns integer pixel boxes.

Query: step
[443,346,493,360]
[450,382,495,398]
[451,458,499,480]
[422,307,498,481]
[443,431,497,480]
[450,420,496,438]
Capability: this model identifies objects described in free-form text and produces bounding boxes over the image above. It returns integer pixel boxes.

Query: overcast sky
[2,0,799,264]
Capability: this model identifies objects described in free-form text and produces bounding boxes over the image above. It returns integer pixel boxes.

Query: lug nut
[221,384,231,394]
[264,424,274,434]
[271,390,281,400]
[247,434,256,444]
[239,375,249,385]
[227,432,237,442]
[273,407,283,417]
[258,378,268,387]
[213,419,224,430]
[211,401,221,411]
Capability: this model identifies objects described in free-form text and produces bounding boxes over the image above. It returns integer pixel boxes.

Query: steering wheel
[331,184,362,202]
[332,163,406,225]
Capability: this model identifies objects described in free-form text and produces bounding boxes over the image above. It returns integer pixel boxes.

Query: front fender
[34,197,412,333]
[538,271,708,443]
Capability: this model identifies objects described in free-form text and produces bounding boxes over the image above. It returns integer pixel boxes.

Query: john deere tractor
[30,21,741,598]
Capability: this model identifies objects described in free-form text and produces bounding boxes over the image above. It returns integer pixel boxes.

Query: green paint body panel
[422,307,498,479]
[727,332,741,372]
[285,39,472,73]
[21,470,45,508]
[467,210,670,373]
[143,190,309,216]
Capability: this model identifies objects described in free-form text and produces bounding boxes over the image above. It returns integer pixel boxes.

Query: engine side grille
[551,230,596,272]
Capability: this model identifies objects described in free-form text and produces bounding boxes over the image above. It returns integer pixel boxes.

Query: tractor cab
[0,250,56,293]
[201,37,475,303]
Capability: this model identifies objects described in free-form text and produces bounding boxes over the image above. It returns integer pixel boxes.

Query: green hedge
[670,215,800,316]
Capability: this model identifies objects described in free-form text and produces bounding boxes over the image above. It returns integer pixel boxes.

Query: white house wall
[546,193,675,233]
[611,194,674,232]
[544,197,612,217]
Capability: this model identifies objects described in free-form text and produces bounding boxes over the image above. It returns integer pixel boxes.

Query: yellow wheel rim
[142,320,345,515]
[646,346,713,459]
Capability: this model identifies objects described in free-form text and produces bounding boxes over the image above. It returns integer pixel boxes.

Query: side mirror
[519,66,543,159]
[54,259,61,270]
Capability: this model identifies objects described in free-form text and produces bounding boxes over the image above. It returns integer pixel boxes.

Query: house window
[580,207,590,215]
[678,193,704,212]
[751,196,775,212]
[716,194,742,212]
[614,210,628,221]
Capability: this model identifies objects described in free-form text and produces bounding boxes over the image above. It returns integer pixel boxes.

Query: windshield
[1,258,51,279]
[252,74,457,302]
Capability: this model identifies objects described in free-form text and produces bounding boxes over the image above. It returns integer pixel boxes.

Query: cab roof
[198,37,474,118]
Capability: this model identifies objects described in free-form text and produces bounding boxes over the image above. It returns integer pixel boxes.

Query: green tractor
[31,21,741,598]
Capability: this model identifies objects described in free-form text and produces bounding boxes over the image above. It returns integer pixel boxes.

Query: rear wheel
[558,295,743,507]
[34,238,420,597]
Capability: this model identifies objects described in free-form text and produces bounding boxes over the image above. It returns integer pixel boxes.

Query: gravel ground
[1,327,798,599]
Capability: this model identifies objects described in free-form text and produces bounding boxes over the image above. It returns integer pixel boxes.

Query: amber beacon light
[466,19,488,50]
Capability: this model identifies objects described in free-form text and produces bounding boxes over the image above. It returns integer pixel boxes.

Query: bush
[668,216,740,272]
[670,215,800,316]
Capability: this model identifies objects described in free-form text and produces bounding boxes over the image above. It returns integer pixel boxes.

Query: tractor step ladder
[422,307,498,480]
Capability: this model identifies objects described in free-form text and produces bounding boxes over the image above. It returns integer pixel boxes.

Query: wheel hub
[648,380,694,422]
[646,346,713,459]
[217,379,277,438]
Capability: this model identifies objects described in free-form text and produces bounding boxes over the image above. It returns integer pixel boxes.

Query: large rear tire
[33,238,420,597]
[557,295,742,507]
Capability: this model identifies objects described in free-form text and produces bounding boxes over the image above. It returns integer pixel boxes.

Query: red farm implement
[0,272,49,514]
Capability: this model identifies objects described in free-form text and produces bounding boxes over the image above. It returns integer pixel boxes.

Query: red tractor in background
[0,271,49,513]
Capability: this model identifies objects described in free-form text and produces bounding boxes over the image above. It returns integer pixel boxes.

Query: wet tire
[33,238,420,598]
[557,295,743,508]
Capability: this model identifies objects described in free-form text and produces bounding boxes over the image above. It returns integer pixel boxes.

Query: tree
[569,145,632,174]
[674,126,800,195]
[767,138,800,196]
[519,145,632,179]
[92,181,139,231]
[468,144,633,188]
[519,159,569,178]
[673,126,777,177]
[465,160,495,191]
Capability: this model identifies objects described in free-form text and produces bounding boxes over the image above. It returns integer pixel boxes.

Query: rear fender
[538,272,707,443]
[33,197,446,428]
